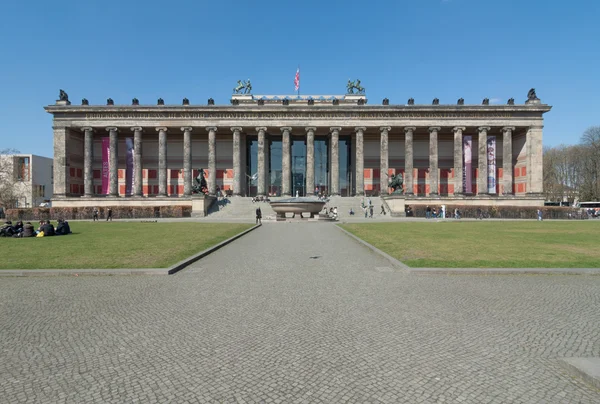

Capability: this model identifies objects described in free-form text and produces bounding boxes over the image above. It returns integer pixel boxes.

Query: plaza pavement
[1,222,599,403]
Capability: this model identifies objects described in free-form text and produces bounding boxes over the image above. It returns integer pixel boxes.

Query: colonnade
[78,125,532,198]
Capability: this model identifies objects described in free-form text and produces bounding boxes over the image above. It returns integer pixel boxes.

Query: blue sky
[1,0,598,157]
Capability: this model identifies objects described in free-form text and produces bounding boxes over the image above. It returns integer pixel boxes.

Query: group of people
[92,208,113,221]
[251,196,271,203]
[0,219,71,238]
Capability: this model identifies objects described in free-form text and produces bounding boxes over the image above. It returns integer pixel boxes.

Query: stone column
[257,127,267,195]
[281,127,292,196]
[82,127,94,197]
[330,127,340,195]
[107,127,119,197]
[453,127,465,196]
[206,127,217,195]
[355,127,366,195]
[181,127,192,196]
[131,127,143,197]
[527,125,544,195]
[502,127,514,195]
[477,127,490,195]
[53,127,70,198]
[404,127,415,195]
[429,127,440,196]
[380,127,390,195]
[306,127,316,195]
[156,127,168,196]
[231,127,242,196]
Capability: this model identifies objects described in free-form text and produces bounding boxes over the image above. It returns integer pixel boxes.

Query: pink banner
[463,136,472,193]
[102,137,110,195]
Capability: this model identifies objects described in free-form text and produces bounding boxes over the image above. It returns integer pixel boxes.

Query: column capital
[501,126,515,133]
[205,126,217,133]
[355,126,366,132]
[452,127,466,133]
[428,127,441,133]
[305,127,316,133]
[256,127,267,133]
[156,127,168,132]
[478,126,491,132]
[130,126,143,132]
[230,127,242,133]
[81,126,94,132]
[404,126,416,133]
[280,127,292,133]
[379,126,391,132]
[528,125,544,130]
[106,127,118,132]
[180,126,192,132]
[330,127,341,133]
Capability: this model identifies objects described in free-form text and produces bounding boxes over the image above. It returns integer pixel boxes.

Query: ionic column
[380,127,390,194]
[231,127,242,196]
[156,127,168,196]
[281,127,292,196]
[131,127,143,197]
[429,127,440,196]
[107,127,119,197]
[257,127,267,195]
[181,127,192,196]
[477,127,490,195]
[404,127,415,195]
[306,127,316,195]
[502,127,514,195]
[527,125,544,195]
[82,127,94,197]
[355,127,366,195]
[330,127,341,195]
[206,127,217,195]
[453,127,465,196]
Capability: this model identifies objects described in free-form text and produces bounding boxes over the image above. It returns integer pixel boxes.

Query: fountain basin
[269,197,326,219]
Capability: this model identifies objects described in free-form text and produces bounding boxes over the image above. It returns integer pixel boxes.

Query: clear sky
[1,0,598,157]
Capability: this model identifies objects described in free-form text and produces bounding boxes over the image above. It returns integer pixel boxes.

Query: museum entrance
[291,137,305,197]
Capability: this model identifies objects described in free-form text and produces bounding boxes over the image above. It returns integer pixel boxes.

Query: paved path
[1,223,599,403]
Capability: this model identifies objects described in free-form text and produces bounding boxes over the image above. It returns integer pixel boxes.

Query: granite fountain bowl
[269,197,326,216]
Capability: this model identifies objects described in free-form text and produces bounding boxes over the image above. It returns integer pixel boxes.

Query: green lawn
[0,222,254,269]
[340,221,600,268]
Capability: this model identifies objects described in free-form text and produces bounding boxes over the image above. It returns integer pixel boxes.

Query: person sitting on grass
[40,220,55,236]
[56,219,71,235]
[21,222,35,237]
[0,221,15,237]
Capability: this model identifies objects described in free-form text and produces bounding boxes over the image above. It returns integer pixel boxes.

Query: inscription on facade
[83,111,513,120]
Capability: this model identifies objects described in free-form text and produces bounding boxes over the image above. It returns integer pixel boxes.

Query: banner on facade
[463,136,472,193]
[101,137,110,194]
[487,136,496,194]
[126,138,134,195]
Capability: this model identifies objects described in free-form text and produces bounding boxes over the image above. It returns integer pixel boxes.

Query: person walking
[380,205,386,215]
[477,207,483,220]
[93,207,99,221]
[426,205,431,219]
[369,204,374,218]
[537,209,543,221]
[255,206,262,224]
[106,208,113,221]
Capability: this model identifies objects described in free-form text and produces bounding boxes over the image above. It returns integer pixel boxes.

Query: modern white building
[0,154,54,208]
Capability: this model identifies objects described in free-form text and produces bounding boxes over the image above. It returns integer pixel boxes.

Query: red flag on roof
[294,68,300,92]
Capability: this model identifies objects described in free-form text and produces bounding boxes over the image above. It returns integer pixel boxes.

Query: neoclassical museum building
[45,89,551,210]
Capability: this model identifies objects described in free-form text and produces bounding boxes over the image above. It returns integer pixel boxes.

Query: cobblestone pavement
[1,223,599,403]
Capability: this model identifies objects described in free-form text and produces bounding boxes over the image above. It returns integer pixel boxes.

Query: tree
[0,148,24,209]
[579,126,600,201]
[543,144,583,203]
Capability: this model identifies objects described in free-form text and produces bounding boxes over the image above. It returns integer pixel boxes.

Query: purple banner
[126,138,134,195]
[487,136,496,194]
[101,137,110,195]
[463,136,472,193]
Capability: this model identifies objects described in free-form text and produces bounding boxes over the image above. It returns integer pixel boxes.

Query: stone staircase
[204,196,391,220]
[205,197,278,220]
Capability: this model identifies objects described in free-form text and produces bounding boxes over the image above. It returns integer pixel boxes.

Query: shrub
[5,205,192,220]
[408,204,582,220]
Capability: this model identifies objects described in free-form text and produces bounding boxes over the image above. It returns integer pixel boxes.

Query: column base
[429,192,439,197]
[109,193,119,198]
[157,193,167,197]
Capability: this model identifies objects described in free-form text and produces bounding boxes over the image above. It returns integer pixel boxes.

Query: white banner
[487,136,496,194]
[463,136,472,193]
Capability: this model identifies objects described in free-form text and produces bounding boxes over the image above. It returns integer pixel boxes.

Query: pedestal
[382,195,406,217]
